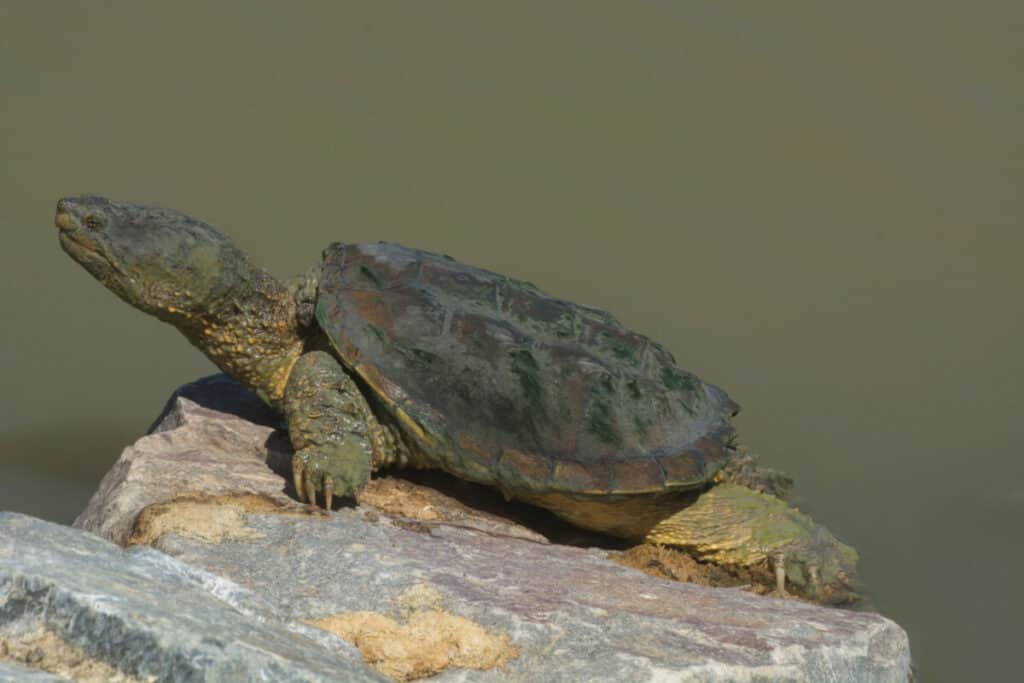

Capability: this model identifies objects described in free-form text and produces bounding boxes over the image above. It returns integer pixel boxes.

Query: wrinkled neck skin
[121,240,308,408]
[56,196,314,408]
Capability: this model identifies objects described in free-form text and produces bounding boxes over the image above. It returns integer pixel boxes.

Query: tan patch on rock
[359,478,448,522]
[306,609,518,681]
[614,544,781,597]
[1,629,150,683]
[358,476,550,543]
[127,493,317,546]
[614,543,715,585]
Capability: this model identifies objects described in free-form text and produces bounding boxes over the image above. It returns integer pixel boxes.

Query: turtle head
[56,196,247,319]
[771,515,862,606]
[57,195,305,405]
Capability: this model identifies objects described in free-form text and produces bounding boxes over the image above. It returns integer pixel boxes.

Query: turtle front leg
[283,350,393,507]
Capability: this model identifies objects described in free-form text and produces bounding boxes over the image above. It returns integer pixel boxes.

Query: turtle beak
[55,199,77,232]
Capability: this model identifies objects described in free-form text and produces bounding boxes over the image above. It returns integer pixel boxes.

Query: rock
[69,375,912,682]
[0,513,385,682]
[74,375,297,547]
[0,662,66,683]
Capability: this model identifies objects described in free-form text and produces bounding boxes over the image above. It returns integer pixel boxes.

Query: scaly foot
[292,440,371,508]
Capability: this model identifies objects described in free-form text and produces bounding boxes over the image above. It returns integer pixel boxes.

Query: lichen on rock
[307,607,518,682]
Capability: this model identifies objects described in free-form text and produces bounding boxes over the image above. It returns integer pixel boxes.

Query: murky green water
[2,3,1021,679]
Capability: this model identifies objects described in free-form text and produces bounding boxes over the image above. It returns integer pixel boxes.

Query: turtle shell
[316,242,740,497]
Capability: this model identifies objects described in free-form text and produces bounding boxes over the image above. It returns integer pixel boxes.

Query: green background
[2,3,1021,680]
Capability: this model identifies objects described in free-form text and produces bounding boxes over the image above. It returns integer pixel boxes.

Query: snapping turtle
[56,196,860,604]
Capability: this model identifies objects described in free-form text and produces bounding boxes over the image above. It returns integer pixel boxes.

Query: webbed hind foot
[644,483,861,605]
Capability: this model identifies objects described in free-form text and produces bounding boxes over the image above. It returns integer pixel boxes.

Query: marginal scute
[657,451,712,488]
[317,242,739,496]
[497,449,554,490]
[611,458,666,494]
[347,358,408,409]
[550,459,611,494]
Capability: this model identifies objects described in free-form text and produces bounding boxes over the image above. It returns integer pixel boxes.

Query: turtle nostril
[55,200,76,232]
[55,198,76,219]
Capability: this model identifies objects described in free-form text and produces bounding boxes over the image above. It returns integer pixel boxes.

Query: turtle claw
[807,564,824,601]
[290,443,371,508]
[774,554,788,596]
[304,470,318,507]
[323,477,334,510]
[292,457,306,502]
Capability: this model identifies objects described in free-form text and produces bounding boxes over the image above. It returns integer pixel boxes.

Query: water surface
[2,4,1021,680]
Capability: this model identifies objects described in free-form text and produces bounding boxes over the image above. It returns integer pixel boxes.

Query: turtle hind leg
[643,483,862,604]
[283,350,397,507]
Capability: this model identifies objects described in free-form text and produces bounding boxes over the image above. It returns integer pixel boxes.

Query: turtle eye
[84,214,105,231]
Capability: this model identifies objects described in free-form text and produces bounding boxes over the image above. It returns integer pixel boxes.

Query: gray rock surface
[0,662,66,682]
[0,513,384,682]
[65,375,912,682]
[74,375,296,547]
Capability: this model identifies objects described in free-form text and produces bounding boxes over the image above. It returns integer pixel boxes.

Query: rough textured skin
[317,242,740,496]
[55,197,304,406]
[56,196,861,603]
[645,484,860,604]
[285,350,410,503]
